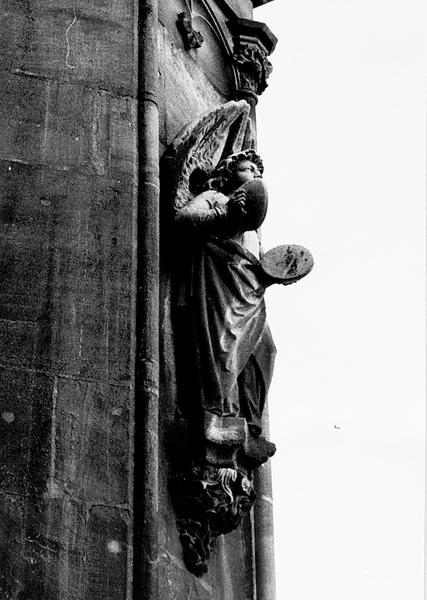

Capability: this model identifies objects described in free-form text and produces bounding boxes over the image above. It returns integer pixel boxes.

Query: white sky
[256,1,425,598]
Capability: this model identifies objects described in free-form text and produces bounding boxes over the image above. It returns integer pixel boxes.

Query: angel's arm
[174,192,228,235]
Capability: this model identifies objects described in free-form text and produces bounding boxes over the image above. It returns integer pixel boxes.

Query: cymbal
[260,244,314,285]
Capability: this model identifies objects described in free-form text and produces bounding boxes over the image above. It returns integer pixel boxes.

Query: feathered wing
[163,100,251,210]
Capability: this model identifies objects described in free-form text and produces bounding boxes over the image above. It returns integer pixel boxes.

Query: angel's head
[217,149,263,188]
[204,149,264,194]
[234,158,262,185]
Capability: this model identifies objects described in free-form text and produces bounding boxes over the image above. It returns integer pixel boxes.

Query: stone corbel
[228,18,278,103]
[169,412,276,575]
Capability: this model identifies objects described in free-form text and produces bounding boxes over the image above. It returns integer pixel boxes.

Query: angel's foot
[244,434,276,468]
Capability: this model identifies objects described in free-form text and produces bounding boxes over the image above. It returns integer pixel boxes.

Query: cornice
[228,17,278,55]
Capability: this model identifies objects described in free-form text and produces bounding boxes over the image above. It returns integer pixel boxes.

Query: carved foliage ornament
[229,18,277,100]
[232,43,273,96]
[171,466,255,575]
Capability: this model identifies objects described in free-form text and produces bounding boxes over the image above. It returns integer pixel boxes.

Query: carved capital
[232,42,272,97]
[228,18,277,101]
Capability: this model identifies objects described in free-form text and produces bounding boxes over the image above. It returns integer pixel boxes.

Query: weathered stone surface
[86,507,130,600]
[0,3,136,596]
[53,378,131,504]
[0,494,26,598]
[211,519,256,600]
[0,72,136,175]
[0,0,277,597]
[0,1,136,95]
[0,161,135,381]
[158,23,224,148]
[0,368,133,598]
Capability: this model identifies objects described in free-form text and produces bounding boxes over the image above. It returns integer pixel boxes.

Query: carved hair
[204,149,264,194]
[215,149,264,177]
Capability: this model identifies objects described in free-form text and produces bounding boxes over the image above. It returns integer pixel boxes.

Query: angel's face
[234,160,261,185]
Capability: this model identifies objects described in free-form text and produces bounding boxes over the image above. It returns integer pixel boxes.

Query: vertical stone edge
[133,0,160,598]
[254,402,276,600]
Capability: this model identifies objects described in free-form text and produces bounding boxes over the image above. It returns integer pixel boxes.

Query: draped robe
[175,190,276,435]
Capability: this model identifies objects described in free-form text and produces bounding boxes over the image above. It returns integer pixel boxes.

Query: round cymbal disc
[260,245,314,284]
[238,178,268,231]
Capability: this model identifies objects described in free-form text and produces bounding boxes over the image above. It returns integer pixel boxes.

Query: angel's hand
[227,189,247,224]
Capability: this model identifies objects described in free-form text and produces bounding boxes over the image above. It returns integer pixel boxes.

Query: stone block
[210,519,256,600]
[0,71,48,164]
[86,507,129,600]
[110,96,137,176]
[0,2,136,94]
[53,378,131,504]
[0,161,136,381]
[0,495,25,599]
[0,73,136,175]
[0,368,53,497]
[42,83,110,173]
[42,173,135,381]
[159,548,213,600]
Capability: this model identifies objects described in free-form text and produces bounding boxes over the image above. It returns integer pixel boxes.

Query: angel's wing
[162,100,251,211]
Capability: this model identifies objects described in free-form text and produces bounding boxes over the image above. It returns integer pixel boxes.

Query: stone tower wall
[0,1,273,598]
[0,3,137,598]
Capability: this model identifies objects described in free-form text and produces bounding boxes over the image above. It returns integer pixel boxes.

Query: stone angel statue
[165,100,312,466]
[174,148,276,454]
[163,100,313,574]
